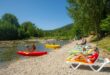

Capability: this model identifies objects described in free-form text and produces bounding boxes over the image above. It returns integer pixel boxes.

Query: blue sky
[0,0,72,30]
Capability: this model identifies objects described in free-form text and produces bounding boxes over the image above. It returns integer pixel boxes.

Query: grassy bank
[96,36,110,52]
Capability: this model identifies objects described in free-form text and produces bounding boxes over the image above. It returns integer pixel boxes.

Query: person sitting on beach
[72,47,99,63]
[77,38,87,45]
[81,38,87,45]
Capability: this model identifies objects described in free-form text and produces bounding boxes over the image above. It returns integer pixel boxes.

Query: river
[0,40,69,63]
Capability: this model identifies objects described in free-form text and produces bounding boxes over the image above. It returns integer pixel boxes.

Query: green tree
[101,15,110,34]
[21,21,38,37]
[67,0,106,38]
[17,27,29,39]
[0,21,18,40]
[2,13,19,27]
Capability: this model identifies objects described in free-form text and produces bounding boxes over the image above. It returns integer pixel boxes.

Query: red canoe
[17,51,47,56]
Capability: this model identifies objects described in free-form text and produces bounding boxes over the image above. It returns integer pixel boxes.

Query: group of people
[68,38,99,63]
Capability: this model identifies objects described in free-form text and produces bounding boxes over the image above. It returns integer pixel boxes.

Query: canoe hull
[45,44,61,49]
[17,51,47,56]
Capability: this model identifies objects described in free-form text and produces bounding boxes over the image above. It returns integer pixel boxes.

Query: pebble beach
[0,40,110,75]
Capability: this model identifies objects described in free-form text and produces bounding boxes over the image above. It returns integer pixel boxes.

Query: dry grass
[98,36,110,52]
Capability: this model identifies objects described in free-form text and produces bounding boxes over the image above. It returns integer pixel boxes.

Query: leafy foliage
[21,21,38,37]
[67,0,106,38]
[1,0,110,40]
[0,13,43,40]
[101,15,110,32]
[2,13,19,27]
[0,21,18,40]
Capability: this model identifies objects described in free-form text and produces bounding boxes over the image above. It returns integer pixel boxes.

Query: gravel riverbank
[0,40,110,75]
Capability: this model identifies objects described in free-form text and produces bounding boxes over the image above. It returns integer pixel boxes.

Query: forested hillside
[43,24,74,40]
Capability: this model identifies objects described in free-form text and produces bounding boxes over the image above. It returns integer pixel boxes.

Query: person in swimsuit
[31,44,36,52]
[72,47,99,63]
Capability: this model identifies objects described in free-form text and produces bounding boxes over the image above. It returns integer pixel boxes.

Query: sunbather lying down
[71,47,99,63]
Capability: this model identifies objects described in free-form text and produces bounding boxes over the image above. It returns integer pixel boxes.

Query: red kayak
[17,51,47,56]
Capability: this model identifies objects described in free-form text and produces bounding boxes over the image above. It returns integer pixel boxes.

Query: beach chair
[66,57,110,72]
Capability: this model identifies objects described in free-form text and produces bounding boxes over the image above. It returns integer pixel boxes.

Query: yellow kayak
[45,44,61,49]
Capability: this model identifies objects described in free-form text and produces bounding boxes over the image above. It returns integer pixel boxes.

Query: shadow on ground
[70,64,110,72]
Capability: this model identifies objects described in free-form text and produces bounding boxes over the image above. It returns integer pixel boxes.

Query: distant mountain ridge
[45,23,73,32]
[43,23,74,40]
[53,23,73,31]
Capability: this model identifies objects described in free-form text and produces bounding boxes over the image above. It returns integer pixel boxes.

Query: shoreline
[0,40,110,75]
[0,38,70,48]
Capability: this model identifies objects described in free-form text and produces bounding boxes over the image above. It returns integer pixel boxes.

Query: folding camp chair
[66,58,110,72]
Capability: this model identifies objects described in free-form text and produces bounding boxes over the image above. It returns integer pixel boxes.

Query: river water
[0,40,69,63]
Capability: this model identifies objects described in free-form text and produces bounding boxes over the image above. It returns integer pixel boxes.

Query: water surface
[0,40,69,63]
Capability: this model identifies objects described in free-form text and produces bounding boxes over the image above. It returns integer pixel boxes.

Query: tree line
[0,13,43,40]
[43,24,74,40]
[43,0,110,40]
[1,0,110,40]
[67,0,110,39]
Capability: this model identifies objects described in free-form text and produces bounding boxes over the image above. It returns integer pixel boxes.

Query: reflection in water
[0,47,19,62]
[0,40,69,63]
